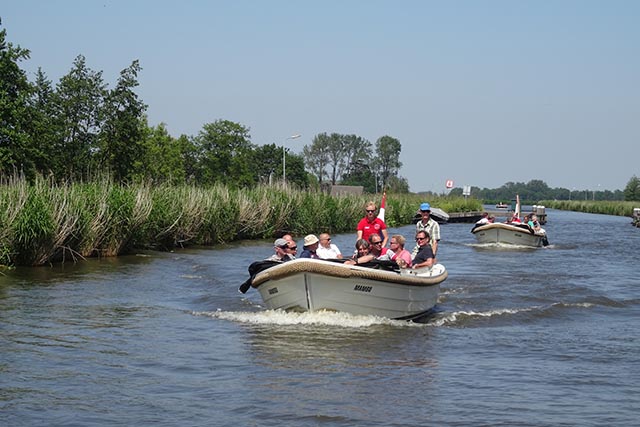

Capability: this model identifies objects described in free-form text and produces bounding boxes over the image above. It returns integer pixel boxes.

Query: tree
[0,25,35,178]
[342,159,376,193]
[374,135,402,190]
[624,176,640,201]
[55,55,106,180]
[302,135,331,184]
[139,122,187,184]
[97,60,146,182]
[252,143,281,184]
[324,133,346,185]
[28,68,63,177]
[342,134,372,177]
[194,120,254,186]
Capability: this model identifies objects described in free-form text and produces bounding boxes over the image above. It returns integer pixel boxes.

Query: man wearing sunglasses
[413,202,440,258]
[412,231,435,269]
[356,201,389,247]
[265,238,295,262]
[316,233,342,259]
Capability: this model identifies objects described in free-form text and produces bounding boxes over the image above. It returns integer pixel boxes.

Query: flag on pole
[377,191,386,223]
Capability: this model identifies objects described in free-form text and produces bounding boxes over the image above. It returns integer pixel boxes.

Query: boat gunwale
[471,222,544,236]
[252,259,447,288]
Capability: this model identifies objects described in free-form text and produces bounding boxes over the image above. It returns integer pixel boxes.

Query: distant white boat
[471,222,548,247]
[240,258,448,321]
[472,195,549,247]
[495,202,509,209]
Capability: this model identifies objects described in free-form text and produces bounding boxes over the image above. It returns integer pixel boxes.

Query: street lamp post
[283,134,301,183]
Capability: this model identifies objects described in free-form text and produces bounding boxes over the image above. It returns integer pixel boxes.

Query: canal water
[1,209,638,426]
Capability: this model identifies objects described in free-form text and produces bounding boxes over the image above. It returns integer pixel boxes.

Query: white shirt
[316,243,342,259]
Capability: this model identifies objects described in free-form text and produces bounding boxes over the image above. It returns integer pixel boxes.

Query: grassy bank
[0,176,482,267]
[539,200,638,217]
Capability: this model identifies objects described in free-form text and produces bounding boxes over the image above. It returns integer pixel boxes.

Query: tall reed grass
[0,176,482,266]
[539,200,638,217]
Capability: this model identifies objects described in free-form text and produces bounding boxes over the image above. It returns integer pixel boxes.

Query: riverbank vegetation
[0,176,481,267]
[538,200,637,217]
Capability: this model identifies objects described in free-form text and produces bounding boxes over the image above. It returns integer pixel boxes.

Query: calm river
[1,208,638,426]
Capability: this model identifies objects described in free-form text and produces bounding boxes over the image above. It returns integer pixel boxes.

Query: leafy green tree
[342,134,372,177]
[0,25,35,178]
[28,68,63,176]
[302,135,331,184]
[99,60,147,182]
[55,55,106,180]
[194,120,255,186]
[624,176,640,201]
[323,133,346,185]
[252,143,281,184]
[374,135,402,190]
[342,159,376,193]
[386,175,410,193]
[284,153,309,188]
[139,122,186,184]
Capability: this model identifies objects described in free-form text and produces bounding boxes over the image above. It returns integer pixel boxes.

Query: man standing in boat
[356,201,389,247]
[413,202,440,259]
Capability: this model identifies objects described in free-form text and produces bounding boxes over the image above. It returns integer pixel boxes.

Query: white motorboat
[472,194,548,247]
[471,222,548,247]
[239,258,448,321]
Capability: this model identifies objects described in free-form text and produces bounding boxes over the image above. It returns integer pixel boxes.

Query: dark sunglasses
[366,209,375,213]
[289,246,297,250]
[371,241,382,245]
[416,237,427,241]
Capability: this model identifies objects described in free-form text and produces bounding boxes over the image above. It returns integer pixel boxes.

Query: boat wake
[431,301,596,326]
[193,309,423,328]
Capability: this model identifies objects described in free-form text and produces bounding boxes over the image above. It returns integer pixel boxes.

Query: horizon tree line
[0,22,407,192]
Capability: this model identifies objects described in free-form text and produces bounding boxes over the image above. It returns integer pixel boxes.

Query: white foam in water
[193,309,423,328]
[431,307,534,326]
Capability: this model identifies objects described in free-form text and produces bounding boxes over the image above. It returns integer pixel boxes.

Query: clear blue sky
[4,1,639,192]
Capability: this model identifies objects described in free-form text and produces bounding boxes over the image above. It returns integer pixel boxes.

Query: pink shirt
[391,249,412,267]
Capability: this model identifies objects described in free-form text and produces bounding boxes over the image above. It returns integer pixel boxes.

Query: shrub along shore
[0,176,482,267]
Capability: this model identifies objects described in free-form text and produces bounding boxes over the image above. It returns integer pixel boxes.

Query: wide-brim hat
[304,234,319,246]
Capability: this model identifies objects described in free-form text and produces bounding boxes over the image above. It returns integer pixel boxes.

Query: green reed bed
[0,177,482,266]
[539,200,637,217]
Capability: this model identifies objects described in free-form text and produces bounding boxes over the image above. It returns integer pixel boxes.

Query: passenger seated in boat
[344,239,372,265]
[299,234,320,259]
[282,234,298,259]
[265,238,295,262]
[368,234,391,260]
[476,212,490,225]
[412,231,435,269]
[529,214,545,234]
[389,234,412,268]
[316,233,342,259]
[472,212,491,231]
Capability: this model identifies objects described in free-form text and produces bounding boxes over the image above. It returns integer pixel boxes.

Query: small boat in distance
[239,258,448,321]
[473,195,549,247]
[495,202,509,209]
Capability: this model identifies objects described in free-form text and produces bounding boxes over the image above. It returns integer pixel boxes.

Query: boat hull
[471,223,545,247]
[252,259,447,320]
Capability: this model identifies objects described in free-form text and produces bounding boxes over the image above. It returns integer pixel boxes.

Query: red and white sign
[445,179,454,189]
